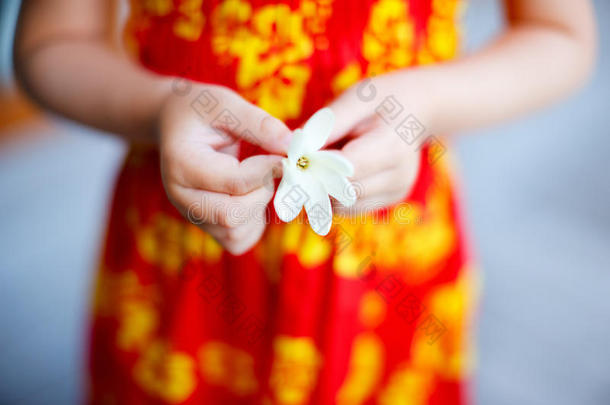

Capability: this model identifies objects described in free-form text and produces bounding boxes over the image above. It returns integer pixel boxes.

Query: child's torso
[125,0,462,127]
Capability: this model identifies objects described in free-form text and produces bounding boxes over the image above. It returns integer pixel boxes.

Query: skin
[14,0,597,254]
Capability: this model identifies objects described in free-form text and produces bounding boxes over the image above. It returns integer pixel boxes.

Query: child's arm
[329,0,596,215]
[15,0,292,254]
[332,0,596,136]
[398,0,597,135]
[14,0,171,143]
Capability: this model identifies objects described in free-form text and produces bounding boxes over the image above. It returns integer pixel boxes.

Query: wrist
[376,68,443,136]
[145,77,175,145]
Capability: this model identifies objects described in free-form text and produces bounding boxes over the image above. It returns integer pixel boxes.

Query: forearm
[14,38,172,143]
[379,6,596,135]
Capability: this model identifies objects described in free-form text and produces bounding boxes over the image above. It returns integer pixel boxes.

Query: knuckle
[259,114,287,142]
[183,196,211,225]
[258,115,273,136]
[216,198,248,228]
[163,182,181,201]
[226,176,249,195]
[212,204,232,228]
[227,198,250,226]
[163,184,189,213]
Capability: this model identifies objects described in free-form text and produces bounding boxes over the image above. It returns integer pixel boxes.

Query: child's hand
[158,84,291,255]
[326,77,428,215]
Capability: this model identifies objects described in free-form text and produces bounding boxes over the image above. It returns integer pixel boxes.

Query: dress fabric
[89,0,475,404]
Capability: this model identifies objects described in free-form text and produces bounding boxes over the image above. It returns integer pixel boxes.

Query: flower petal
[288,129,306,163]
[302,176,333,236]
[310,150,354,177]
[302,107,335,153]
[311,166,356,207]
[273,164,306,222]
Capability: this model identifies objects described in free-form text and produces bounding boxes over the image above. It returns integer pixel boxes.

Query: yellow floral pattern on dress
[331,62,363,95]
[256,220,333,282]
[93,271,160,352]
[410,269,475,379]
[133,212,223,276]
[141,0,173,16]
[288,222,333,268]
[117,300,159,351]
[332,158,456,282]
[363,0,415,75]
[330,0,419,95]
[209,0,252,58]
[375,268,474,405]
[336,332,384,405]
[299,0,334,50]
[336,292,388,404]
[210,1,314,120]
[269,336,322,405]
[331,0,462,90]
[199,341,259,396]
[128,0,206,46]
[173,0,205,41]
[133,340,197,404]
[417,0,462,63]
[93,271,137,317]
[359,290,388,329]
[255,223,285,283]
[377,366,435,405]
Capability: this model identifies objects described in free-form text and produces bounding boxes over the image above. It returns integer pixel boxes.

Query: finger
[223,194,269,243]
[202,202,268,255]
[203,220,264,253]
[178,152,282,195]
[326,80,379,144]
[232,221,266,254]
[355,168,407,200]
[221,221,267,256]
[220,90,292,155]
[334,191,405,217]
[341,131,402,180]
[177,185,274,228]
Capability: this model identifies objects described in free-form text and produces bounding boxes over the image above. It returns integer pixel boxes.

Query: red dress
[90,0,475,404]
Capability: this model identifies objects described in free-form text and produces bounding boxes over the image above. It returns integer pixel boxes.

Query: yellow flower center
[297,156,309,170]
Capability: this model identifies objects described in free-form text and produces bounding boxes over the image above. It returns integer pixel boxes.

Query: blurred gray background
[1,1,609,404]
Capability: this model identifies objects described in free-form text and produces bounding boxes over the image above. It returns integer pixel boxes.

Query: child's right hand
[158,84,292,255]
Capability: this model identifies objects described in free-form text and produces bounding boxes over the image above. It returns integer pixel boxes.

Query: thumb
[326,78,378,145]
[222,91,292,155]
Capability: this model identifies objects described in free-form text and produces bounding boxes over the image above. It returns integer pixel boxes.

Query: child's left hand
[325,77,427,215]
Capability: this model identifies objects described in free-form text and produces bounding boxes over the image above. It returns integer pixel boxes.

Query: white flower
[273,108,356,236]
